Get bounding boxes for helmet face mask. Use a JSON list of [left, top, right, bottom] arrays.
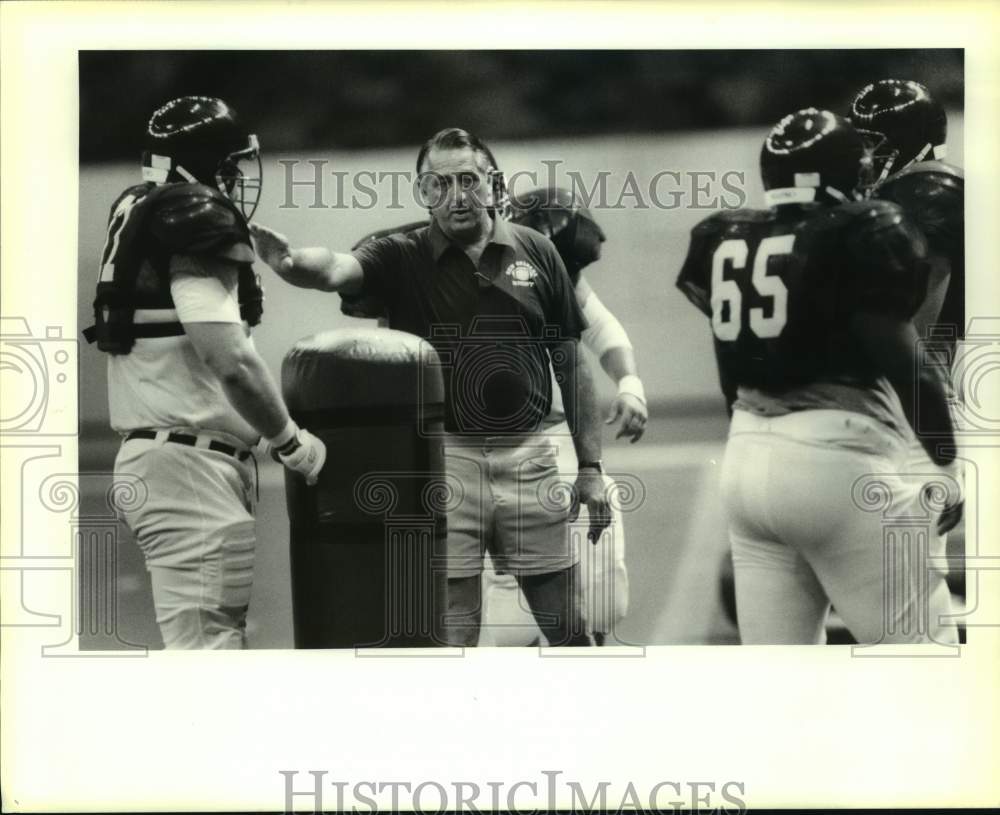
[[848, 79, 947, 186], [215, 134, 262, 220], [854, 127, 896, 193]]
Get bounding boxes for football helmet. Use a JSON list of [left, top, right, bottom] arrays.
[[509, 186, 606, 282], [760, 108, 869, 207], [849, 79, 947, 187], [141, 96, 262, 220]]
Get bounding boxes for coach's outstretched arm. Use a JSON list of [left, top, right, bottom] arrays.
[[251, 223, 364, 294]]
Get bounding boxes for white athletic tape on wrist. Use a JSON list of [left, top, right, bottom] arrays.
[[266, 419, 298, 451], [617, 374, 646, 405], [581, 292, 632, 358]]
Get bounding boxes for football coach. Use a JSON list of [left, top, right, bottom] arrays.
[[251, 127, 610, 646]]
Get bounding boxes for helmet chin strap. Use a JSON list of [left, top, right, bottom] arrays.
[[174, 164, 198, 183], [823, 186, 850, 203], [882, 142, 944, 181], [874, 153, 896, 187]]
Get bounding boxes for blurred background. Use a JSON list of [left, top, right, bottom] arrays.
[[77, 50, 964, 649]]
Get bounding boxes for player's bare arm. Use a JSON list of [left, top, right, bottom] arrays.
[[183, 321, 290, 436], [850, 310, 957, 467], [552, 338, 612, 542], [576, 276, 648, 442], [851, 309, 961, 533], [176, 253, 327, 484], [250, 222, 363, 294]]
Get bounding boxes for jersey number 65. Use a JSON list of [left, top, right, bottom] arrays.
[[710, 235, 793, 342]]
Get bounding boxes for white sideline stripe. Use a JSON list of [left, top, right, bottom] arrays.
[[255, 441, 725, 489]]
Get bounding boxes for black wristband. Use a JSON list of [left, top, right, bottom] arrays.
[[276, 435, 301, 456], [579, 460, 604, 473]]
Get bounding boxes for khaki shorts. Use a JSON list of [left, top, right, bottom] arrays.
[[480, 421, 629, 642], [443, 431, 577, 577]]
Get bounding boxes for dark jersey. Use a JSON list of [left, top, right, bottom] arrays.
[[353, 218, 585, 434], [87, 181, 260, 353], [340, 220, 426, 319], [341, 195, 603, 317], [676, 200, 928, 427], [876, 160, 964, 341]]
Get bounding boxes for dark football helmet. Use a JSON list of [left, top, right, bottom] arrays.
[[509, 186, 606, 282], [141, 96, 262, 220], [760, 108, 869, 207], [849, 79, 948, 187]]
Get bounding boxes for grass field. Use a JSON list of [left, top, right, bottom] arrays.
[[76, 121, 964, 649]]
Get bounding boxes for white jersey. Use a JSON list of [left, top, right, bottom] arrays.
[[98, 180, 262, 448], [109, 277, 259, 448]]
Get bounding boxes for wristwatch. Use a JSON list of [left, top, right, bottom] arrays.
[[578, 460, 604, 473]]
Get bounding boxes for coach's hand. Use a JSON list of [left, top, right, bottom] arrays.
[[606, 392, 647, 443], [277, 428, 327, 486], [250, 222, 294, 276], [570, 469, 612, 544]]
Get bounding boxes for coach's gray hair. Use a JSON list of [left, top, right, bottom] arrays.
[[416, 127, 498, 173]]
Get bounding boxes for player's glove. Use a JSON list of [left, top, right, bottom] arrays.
[[265, 420, 327, 485]]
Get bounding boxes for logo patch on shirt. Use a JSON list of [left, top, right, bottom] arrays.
[[504, 260, 539, 287]]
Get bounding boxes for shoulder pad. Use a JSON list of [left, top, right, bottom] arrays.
[[108, 183, 154, 219], [838, 200, 927, 256], [839, 201, 928, 320], [875, 166, 963, 257], [147, 182, 251, 257], [690, 207, 771, 236], [842, 200, 925, 258], [838, 199, 907, 226], [351, 220, 427, 251], [892, 160, 964, 184], [878, 163, 963, 202]]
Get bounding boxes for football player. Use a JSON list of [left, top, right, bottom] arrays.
[[676, 108, 960, 644], [849, 79, 963, 344], [850, 79, 966, 540], [85, 96, 326, 648], [341, 186, 646, 646]]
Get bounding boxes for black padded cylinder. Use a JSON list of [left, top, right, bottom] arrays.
[[282, 328, 448, 648]]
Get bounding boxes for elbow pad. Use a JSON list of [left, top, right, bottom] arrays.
[[581, 292, 632, 357]]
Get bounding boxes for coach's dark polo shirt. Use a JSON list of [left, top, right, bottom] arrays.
[[353, 215, 585, 434]]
